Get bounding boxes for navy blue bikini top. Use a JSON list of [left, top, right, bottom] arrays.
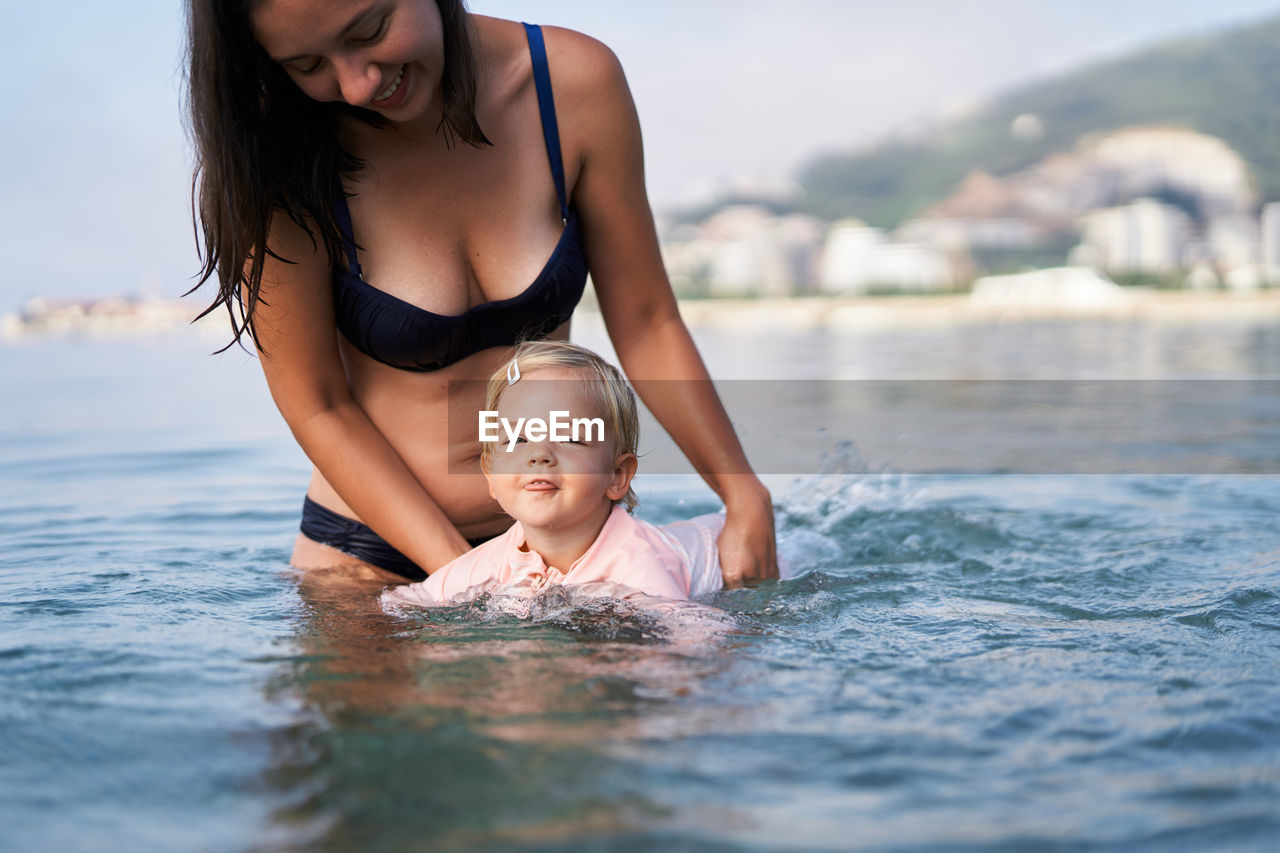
[[331, 23, 588, 372]]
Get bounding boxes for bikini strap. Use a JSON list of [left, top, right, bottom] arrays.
[[521, 23, 570, 223], [333, 193, 364, 279]]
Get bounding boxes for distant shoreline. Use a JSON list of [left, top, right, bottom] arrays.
[[657, 290, 1280, 330], [5, 289, 1280, 341]]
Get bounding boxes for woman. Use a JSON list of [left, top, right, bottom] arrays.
[[186, 0, 776, 585]]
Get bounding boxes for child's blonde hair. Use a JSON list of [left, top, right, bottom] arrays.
[[484, 341, 640, 512]]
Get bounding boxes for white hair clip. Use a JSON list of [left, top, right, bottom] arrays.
[[506, 359, 521, 385]]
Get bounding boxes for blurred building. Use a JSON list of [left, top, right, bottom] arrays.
[[3, 296, 221, 338], [1262, 202, 1280, 284], [900, 170, 1046, 254], [1071, 199, 1191, 275], [905, 126, 1257, 279], [1085, 127, 1254, 219], [819, 220, 953, 294], [662, 126, 1271, 296], [661, 205, 822, 297], [970, 266, 1132, 310]]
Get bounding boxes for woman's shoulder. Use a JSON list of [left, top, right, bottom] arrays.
[[540, 24, 630, 111], [538, 24, 624, 73], [473, 16, 639, 198], [475, 16, 628, 104]]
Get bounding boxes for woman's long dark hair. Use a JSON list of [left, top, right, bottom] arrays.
[[184, 0, 490, 350]]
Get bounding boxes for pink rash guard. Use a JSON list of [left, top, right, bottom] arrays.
[[382, 505, 725, 607]]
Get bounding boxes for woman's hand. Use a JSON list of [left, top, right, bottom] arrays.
[[252, 211, 472, 573], [547, 27, 781, 586], [718, 480, 779, 587]]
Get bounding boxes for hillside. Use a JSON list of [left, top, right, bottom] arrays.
[[797, 14, 1280, 228]]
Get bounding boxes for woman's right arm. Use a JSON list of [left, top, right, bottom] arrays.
[[251, 213, 471, 572]]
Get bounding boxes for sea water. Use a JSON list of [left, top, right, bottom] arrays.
[[2, 318, 1279, 851]]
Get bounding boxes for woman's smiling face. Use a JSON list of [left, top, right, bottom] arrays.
[[250, 0, 445, 118], [483, 368, 636, 536]]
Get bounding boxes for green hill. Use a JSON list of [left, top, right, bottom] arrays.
[[797, 14, 1280, 228]]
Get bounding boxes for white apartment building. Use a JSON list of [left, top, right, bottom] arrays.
[[661, 206, 823, 297], [818, 219, 953, 294], [1261, 202, 1280, 283], [1073, 198, 1191, 274]]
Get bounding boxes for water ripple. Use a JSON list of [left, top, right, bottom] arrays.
[[4, 437, 1280, 850]]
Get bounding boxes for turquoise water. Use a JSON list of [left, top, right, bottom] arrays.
[[3, 321, 1280, 851]]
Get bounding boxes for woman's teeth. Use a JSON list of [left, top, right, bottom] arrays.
[[374, 68, 404, 102]]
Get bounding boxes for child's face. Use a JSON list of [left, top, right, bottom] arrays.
[[483, 367, 636, 535]]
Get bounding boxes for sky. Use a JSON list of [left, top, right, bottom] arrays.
[[2, 0, 1279, 309]]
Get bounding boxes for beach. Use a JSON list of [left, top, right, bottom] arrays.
[[7, 288, 1280, 342], [669, 289, 1280, 331]]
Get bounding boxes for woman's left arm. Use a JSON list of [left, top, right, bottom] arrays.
[[549, 29, 778, 586]]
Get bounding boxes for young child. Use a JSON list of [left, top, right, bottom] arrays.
[[382, 341, 725, 609]]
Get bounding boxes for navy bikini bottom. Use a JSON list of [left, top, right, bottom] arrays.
[[299, 496, 497, 581]]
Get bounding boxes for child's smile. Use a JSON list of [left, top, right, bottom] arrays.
[[483, 367, 636, 562]]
